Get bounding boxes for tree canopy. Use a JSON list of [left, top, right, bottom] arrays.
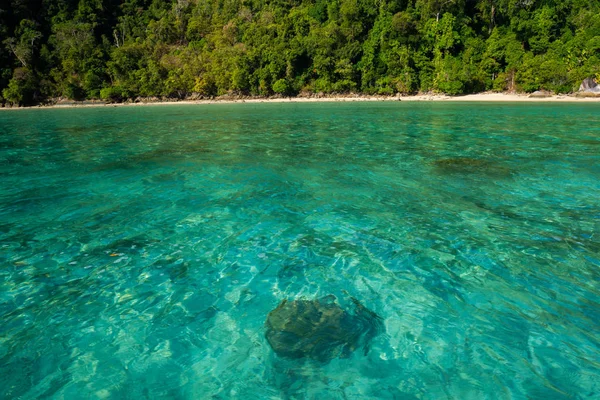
[[1, 0, 599, 105]]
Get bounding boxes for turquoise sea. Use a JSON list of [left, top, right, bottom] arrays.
[[1, 102, 599, 399]]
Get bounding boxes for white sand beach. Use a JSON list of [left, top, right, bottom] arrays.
[[121, 92, 600, 105], [2, 92, 600, 110]]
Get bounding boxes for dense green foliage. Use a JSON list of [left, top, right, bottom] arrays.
[[1, 0, 599, 104]]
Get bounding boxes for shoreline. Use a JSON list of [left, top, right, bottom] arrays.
[[2, 92, 600, 110]]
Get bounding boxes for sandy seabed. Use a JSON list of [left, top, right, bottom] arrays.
[[3, 92, 600, 110]]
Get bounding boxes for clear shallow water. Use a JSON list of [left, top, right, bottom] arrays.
[[1, 102, 599, 399]]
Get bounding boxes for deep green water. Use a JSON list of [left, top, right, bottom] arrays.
[[1, 102, 599, 399]]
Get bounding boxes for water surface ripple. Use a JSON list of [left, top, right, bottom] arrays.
[[1, 103, 599, 399]]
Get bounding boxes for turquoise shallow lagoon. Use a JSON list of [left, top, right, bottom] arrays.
[[1, 103, 599, 399]]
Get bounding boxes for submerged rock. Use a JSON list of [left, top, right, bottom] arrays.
[[434, 157, 510, 177], [435, 157, 488, 169], [265, 295, 383, 362]]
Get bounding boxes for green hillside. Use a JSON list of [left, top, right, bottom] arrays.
[[1, 0, 599, 105]]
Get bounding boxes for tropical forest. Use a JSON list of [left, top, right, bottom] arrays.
[[1, 0, 600, 105]]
